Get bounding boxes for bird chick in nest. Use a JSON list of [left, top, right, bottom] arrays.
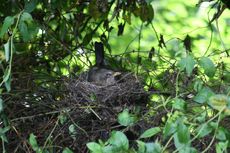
[[87, 42, 121, 86], [87, 67, 121, 86]]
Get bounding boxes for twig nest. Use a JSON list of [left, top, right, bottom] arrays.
[[64, 72, 148, 106]]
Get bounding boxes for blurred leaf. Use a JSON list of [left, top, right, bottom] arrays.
[[4, 75, 11, 92], [176, 122, 190, 145], [29, 133, 39, 151], [183, 35, 192, 52], [199, 57, 216, 77], [3, 40, 10, 62], [0, 16, 14, 38], [172, 98, 187, 111], [145, 142, 162, 153], [216, 127, 227, 140], [193, 87, 214, 104], [178, 55, 196, 76], [136, 140, 146, 153], [163, 120, 176, 139], [196, 123, 213, 138], [24, 0, 38, 13], [117, 23, 125, 36], [0, 98, 3, 113], [21, 12, 33, 22], [139, 127, 161, 139], [118, 109, 137, 126], [86, 142, 103, 153], [0, 126, 10, 142], [83, 33, 93, 46], [216, 141, 228, 153], [109, 131, 129, 150], [139, 4, 154, 23], [208, 94, 230, 115]]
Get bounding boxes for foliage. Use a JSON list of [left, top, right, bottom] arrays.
[[0, 0, 229, 152]]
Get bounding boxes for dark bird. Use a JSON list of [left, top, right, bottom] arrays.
[[87, 42, 121, 85]]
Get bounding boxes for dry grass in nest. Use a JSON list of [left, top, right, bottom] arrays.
[[64, 72, 149, 107]]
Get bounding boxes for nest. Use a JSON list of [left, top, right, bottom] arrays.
[[65, 72, 148, 106], [5, 71, 153, 153]]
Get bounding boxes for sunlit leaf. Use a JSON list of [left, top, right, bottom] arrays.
[[178, 55, 196, 76], [118, 109, 137, 126], [86, 142, 102, 153], [29, 133, 39, 151], [139, 127, 161, 139], [208, 94, 230, 115], [193, 87, 214, 104], [199, 57, 216, 77], [172, 98, 186, 111], [109, 131, 129, 150]]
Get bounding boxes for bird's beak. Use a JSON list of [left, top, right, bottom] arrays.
[[112, 72, 121, 77]]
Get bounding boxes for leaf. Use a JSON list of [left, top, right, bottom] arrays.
[[19, 22, 29, 41], [86, 142, 103, 153], [172, 98, 186, 111], [0, 16, 15, 38], [139, 127, 161, 139], [136, 140, 146, 153], [29, 133, 39, 151], [109, 131, 129, 150], [24, 0, 38, 13], [145, 142, 162, 153], [193, 87, 214, 104], [208, 94, 230, 115], [62, 147, 74, 153], [196, 123, 213, 138], [3, 40, 10, 62], [20, 12, 33, 22], [178, 55, 196, 76], [216, 127, 227, 141], [163, 120, 176, 139], [117, 109, 137, 126], [176, 122, 190, 145], [199, 57, 216, 77], [0, 98, 3, 113]]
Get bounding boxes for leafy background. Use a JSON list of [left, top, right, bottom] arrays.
[[0, 0, 229, 152]]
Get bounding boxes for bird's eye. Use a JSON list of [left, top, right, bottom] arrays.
[[106, 72, 112, 77]]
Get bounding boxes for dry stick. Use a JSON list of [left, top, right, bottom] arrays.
[[66, 112, 89, 137], [43, 118, 59, 150]]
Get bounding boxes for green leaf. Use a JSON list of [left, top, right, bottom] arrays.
[[208, 94, 230, 115], [139, 127, 161, 139], [196, 123, 213, 138], [136, 140, 146, 153], [29, 133, 39, 151], [163, 120, 176, 139], [193, 87, 214, 104], [24, 0, 38, 13], [117, 109, 137, 126], [216, 141, 228, 153], [19, 22, 29, 41], [0, 16, 15, 38], [20, 12, 33, 22], [176, 122, 190, 144], [178, 55, 196, 76], [172, 98, 186, 111], [0, 126, 10, 142], [86, 142, 103, 153], [145, 142, 162, 153], [109, 131, 129, 150], [3, 40, 10, 62], [0, 98, 3, 113], [216, 127, 227, 140], [199, 57, 216, 77], [62, 147, 74, 153]]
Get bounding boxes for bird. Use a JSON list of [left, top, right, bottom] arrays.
[[87, 42, 121, 85]]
